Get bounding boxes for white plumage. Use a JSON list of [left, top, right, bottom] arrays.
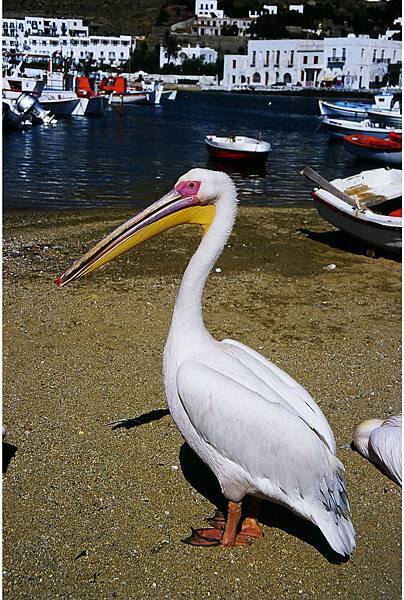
[[353, 415, 402, 485], [59, 168, 355, 555], [161, 169, 355, 555]]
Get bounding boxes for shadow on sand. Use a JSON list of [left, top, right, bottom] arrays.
[[3, 442, 17, 473], [298, 227, 401, 261]]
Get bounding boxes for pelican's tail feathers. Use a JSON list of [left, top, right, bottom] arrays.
[[311, 459, 356, 556]]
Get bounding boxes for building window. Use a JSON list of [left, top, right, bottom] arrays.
[[303, 55, 308, 64], [232, 75, 235, 83], [373, 49, 377, 62], [313, 55, 318, 64], [342, 48, 346, 60]]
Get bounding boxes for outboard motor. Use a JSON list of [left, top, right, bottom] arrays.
[[16, 93, 56, 125]]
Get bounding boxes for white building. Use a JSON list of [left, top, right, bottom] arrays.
[[249, 5, 278, 18], [195, 1, 224, 18], [289, 5, 304, 13], [222, 35, 401, 90], [160, 43, 218, 68], [2, 17, 133, 68], [193, 0, 252, 37]]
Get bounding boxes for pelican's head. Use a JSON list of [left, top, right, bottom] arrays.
[[353, 418, 384, 458], [57, 168, 235, 287]]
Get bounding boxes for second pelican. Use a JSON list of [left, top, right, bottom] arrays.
[[58, 169, 355, 556]]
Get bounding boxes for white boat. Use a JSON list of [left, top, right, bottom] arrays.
[[38, 92, 80, 116], [318, 92, 401, 124], [367, 93, 402, 128], [99, 75, 176, 106], [205, 135, 271, 162], [321, 116, 400, 139], [302, 166, 402, 255], [318, 99, 371, 119]]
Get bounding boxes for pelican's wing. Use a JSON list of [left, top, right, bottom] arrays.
[[220, 338, 336, 453], [369, 416, 402, 485], [176, 358, 355, 556]]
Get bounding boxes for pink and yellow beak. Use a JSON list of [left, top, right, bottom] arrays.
[[56, 185, 215, 287]]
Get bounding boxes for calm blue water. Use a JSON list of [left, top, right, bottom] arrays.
[[3, 91, 362, 212]]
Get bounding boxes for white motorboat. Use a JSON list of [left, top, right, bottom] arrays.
[[205, 135, 271, 162], [302, 166, 402, 255], [38, 92, 80, 116], [321, 116, 400, 139], [367, 93, 402, 128]]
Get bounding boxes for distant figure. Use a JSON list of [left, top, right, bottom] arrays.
[[353, 415, 402, 485]]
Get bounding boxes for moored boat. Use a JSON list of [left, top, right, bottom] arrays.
[[205, 135, 271, 162], [321, 116, 400, 139], [38, 92, 80, 116], [99, 75, 175, 105], [302, 166, 402, 255], [318, 99, 371, 119], [342, 132, 402, 167]]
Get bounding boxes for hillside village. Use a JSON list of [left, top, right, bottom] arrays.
[[2, 0, 402, 90]]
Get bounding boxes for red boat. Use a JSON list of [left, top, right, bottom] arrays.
[[342, 131, 402, 166], [205, 135, 271, 163]]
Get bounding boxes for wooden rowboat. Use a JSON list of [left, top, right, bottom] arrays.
[[302, 166, 402, 255]]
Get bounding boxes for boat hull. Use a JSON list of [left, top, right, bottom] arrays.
[[342, 142, 402, 166], [108, 92, 150, 104], [367, 109, 402, 128], [39, 96, 80, 116], [312, 192, 402, 254], [206, 145, 269, 162], [319, 99, 370, 119], [322, 117, 399, 139], [205, 135, 271, 163], [72, 96, 106, 115]]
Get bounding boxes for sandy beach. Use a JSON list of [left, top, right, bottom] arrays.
[[3, 205, 401, 599]]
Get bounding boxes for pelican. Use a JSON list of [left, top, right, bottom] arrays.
[[57, 168, 355, 555], [353, 415, 402, 485]]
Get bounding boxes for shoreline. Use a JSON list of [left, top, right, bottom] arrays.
[[3, 205, 401, 599]]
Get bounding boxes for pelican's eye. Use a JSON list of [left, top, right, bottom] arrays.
[[175, 180, 201, 197]]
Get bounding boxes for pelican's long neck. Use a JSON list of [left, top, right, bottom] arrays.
[[169, 182, 237, 343]]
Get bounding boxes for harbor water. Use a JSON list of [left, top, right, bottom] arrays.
[[3, 91, 368, 212]]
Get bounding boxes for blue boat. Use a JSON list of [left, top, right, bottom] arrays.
[[319, 99, 371, 119]]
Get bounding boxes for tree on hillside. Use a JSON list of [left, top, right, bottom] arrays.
[[162, 29, 180, 65]]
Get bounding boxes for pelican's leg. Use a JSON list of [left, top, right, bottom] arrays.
[[240, 496, 263, 539], [220, 501, 244, 546], [184, 501, 253, 547]]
